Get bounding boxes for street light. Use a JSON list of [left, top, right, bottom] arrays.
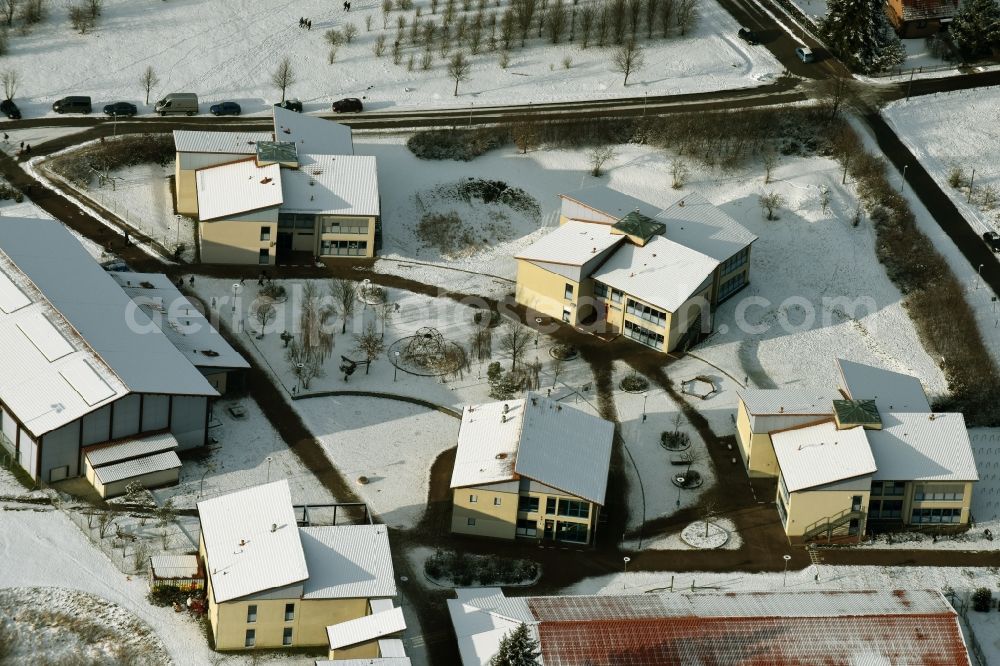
[[231, 283, 241, 313], [642, 393, 648, 422], [623, 556, 631, 588], [393, 351, 401, 381], [976, 263, 984, 290], [900, 164, 908, 193], [782, 554, 792, 587], [265, 455, 273, 483], [295, 363, 304, 393]]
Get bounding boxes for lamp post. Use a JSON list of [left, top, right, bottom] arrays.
[[394, 351, 401, 381], [642, 393, 648, 422], [265, 455, 273, 483], [231, 283, 241, 313], [295, 363, 304, 393], [782, 554, 792, 587], [976, 263, 984, 290], [623, 556, 630, 588], [643, 91, 647, 116], [900, 164, 908, 193]]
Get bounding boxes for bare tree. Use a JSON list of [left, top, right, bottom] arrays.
[[512, 120, 538, 154], [675, 0, 697, 35], [758, 191, 785, 220], [547, 0, 567, 42], [470, 327, 493, 361], [376, 300, 395, 339], [139, 66, 159, 106], [610, 0, 627, 43], [373, 34, 387, 56], [513, 0, 537, 45], [549, 355, 564, 386], [382, 0, 393, 27], [329, 279, 356, 335], [97, 508, 117, 539], [500, 8, 516, 48], [271, 56, 296, 103], [596, 1, 610, 46], [644, 0, 659, 37], [670, 158, 689, 188], [68, 5, 95, 33], [701, 500, 719, 537], [818, 73, 856, 120], [588, 145, 616, 176], [0, 69, 17, 101], [499, 321, 532, 370], [579, 5, 595, 47], [299, 281, 335, 359], [353, 322, 386, 374], [659, 0, 674, 36], [1, 0, 16, 26], [343, 22, 358, 43], [762, 146, 778, 184], [87, 0, 101, 18], [448, 51, 472, 96], [252, 296, 277, 338], [626, 0, 641, 38], [612, 39, 644, 86], [287, 340, 325, 390]]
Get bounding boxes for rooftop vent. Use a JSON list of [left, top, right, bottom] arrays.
[[495, 452, 508, 460], [260, 177, 273, 185], [501, 414, 507, 424], [239, 539, 246, 546], [271, 523, 277, 533], [678, 200, 685, 207], [281, 127, 291, 135], [503, 403, 509, 414]]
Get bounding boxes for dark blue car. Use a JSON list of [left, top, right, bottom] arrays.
[[103, 102, 137, 117], [210, 101, 241, 116]]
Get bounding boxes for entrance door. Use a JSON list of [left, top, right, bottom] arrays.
[[543, 520, 554, 540], [848, 518, 860, 536], [277, 232, 293, 254]]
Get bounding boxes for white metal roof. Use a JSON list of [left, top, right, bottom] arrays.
[[280, 154, 380, 217], [450, 395, 615, 505], [196, 159, 283, 221], [448, 588, 528, 666], [837, 358, 931, 414], [591, 235, 719, 313], [514, 221, 623, 266], [272, 106, 354, 155], [92, 449, 181, 485], [85, 430, 179, 467], [150, 555, 200, 579], [316, 660, 410, 666], [772, 421, 876, 492], [655, 192, 757, 263], [868, 412, 979, 482], [739, 388, 842, 416], [326, 607, 406, 649], [110, 272, 249, 370], [560, 186, 661, 222], [300, 524, 397, 600], [378, 638, 408, 658], [197, 480, 309, 603], [172, 130, 272, 155]]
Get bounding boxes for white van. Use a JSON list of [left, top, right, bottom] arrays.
[[155, 92, 199, 116]]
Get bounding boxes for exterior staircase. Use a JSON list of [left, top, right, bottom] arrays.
[[802, 508, 866, 543]]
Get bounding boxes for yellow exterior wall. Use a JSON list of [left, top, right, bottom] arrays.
[[318, 215, 377, 259], [735, 401, 780, 478], [666, 283, 713, 351], [331, 640, 382, 660], [904, 480, 974, 526], [200, 219, 277, 265], [778, 476, 869, 541], [515, 260, 580, 324], [175, 164, 198, 217], [451, 487, 519, 539], [712, 245, 752, 303], [516, 490, 595, 543]]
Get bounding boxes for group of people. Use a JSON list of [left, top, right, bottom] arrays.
[[343, 1, 352, 10], [298, 17, 313, 29]]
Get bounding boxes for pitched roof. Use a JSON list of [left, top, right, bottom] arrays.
[[84, 430, 179, 467], [739, 388, 842, 416], [172, 130, 272, 154], [450, 396, 615, 505], [868, 412, 979, 482], [300, 525, 397, 599], [612, 211, 665, 243], [655, 192, 758, 262], [272, 106, 354, 155], [838, 358, 931, 414], [560, 186, 660, 221], [92, 450, 181, 485], [150, 555, 201, 580], [195, 159, 283, 221], [514, 221, 623, 266], [449, 589, 971, 666], [591, 235, 719, 313], [326, 607, 405, 649], [772, 421, 877, 492], [280, 154, 380, 217], [197, 480, 308, 603]]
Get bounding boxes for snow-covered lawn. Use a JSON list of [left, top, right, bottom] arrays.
[[0, 0, 778, 118]]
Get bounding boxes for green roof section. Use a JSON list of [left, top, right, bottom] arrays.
[[833, 399, 882, 428], [256, 140, 298, 165], [613, 211, 665, 243]]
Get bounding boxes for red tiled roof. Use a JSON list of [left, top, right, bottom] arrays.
[[536, 615, 970, 665]]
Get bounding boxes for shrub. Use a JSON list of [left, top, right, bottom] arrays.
[[620, 371, 649, 392], [147, 585, 188, 607], [661, 431, 691, 450], [260, 283, 287, 300], [973, 587, 992, 612], [406, 127, 510, 161], [47, 134, 174, 187], [947, 165, 966, 188]]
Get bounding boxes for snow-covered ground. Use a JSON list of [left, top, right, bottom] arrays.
[[0, 0, 778, 119]]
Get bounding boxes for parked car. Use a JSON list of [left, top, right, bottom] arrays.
[[274, 98, 303, 113], [795, 46, 815, 63], [154, 92, 198, 116], [738, 27, 759, 45], [103, 102, 137, 117], [210, 101, 241, 116], [332, 97, 363, 113], [100, 259, 131, 272], [0, 99, 21, 119], [52, 96, 92, 114], [984, 231, 1000, 252]]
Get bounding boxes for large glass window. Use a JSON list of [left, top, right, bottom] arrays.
[[515, 519, 537, 537], [545, 497, 557, 515], [320, 240, 368, 256], [911, 508, 962, 524], [871, 500, 903, 519], [718, 272, 747, 301], [913, 484, 964, 502], [282, 627, 293, 646], [323, 221, 369, 235], [593, 282, 608, 299], [626, 299, 667, 328], [555, 521, 588, 543], [518, 496, 539, 513], [624, 320, 665, 349], [557, 499, 589, 519], [257, 249, 269, 265], [871, 481, 906, 497], [720, 247, 750, 274], [611, 289, 622, 304]]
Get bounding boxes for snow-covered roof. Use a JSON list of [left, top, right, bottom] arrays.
[[150, 555, 200, 579], [837, 358, 931, 414], [92, 450, 181, 485], [197, 480, 309, 603], [448, 588, 529, 666], [109, 272, 249, 370], [591, 235, 719, 313], [280, 154, 380, 217], [316, 660, 410, 666], [300, 525, 397, 600], [0, 218, 215, 437], [326, 607, 405, 649], [172, 130, 272, 155], [656, 192, 757, 262], [195, 159, 283, 221], [739, 388, 841, 416], [514, 221, 623, 266], [84, 430, 179, 467], [868, 412, 979, 482], [450, 395, 615, 505], [272, 106, 354, 155], [772, 421, 876, 492], [560, 186, 660, 221]]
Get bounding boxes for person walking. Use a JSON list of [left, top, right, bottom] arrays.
[[307, 19, 312, 29]]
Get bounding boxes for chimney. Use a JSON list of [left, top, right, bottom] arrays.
[[270, 523, 277, 533]]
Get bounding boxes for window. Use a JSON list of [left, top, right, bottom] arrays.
[[518, 496, 540, 513], [284, 603, 295, 622], [467, 517, 477, 526], [626, 299, 667, 328], [282, 627, 293, 646], [545, 497, 557, 515], [717, 272, 747, 301], [323, 222, 368, 235], [258, 249, 269, 265], [871, 481, 905, 497], [320, 240, 368, 256], [245, 629, 256, 648], [611, 289, 623, 304], [911, 508, 962, 524], [493, 497, 502, 506], [278, 214, 295, 229], [562, 307, 572, 323], [913, 484, 964, 502], [776, 492, 788, 526], [871, 500, 903, 519], [720, 247, 750, 275], [260, 226, 271, 242], [295, 217, 316, 231], [246, 605, 257, 623], [564, 283, 574, 300], [593, 282, 608, 299], [469, 494, 478, 503], [515, 519, 538, 537], [557, 499, 590, 519], [624, 320, 665, 349], [555, 521, 588, 543]]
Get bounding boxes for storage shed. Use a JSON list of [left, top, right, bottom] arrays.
[[84, 431, 182, 498]]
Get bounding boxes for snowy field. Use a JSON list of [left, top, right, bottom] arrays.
[[0, 0, 778, 119]]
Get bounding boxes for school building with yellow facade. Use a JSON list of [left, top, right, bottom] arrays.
[[515, 186, 756, 353], [450, 394, 614, 546], [735, 359, 978, 544]]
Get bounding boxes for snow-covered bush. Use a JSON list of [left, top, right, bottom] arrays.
[[406, 127, 509, 161]]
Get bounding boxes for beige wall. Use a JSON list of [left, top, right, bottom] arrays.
[[317, 215, 377, 259], [903, 480, 974, 526], [515, 260, 580, 324], [200, 217, 277, 265], [735, 401, 779, 478], [666, 282, 713, 351], [94, 467, 179, 499], [330, 640, 382, 660], [778, 475, 869, 542], [451, 487, 519, 539], [176, 163, 198, 217], [516, 489, 595, 543]]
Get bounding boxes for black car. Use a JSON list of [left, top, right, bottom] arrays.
[[103, 102, 137, 117], [332, 97, 363, 113], [984, 231, 1000, 252], [274, 98, 303, 113], [738, 27, 760, 45], [210, 101, 241, 116], [53, 96, 92, 114], [0, 99, 21, 119]]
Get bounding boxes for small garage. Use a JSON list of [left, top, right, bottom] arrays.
[[84, 431, 182, 499], [149, 555, 204, 591]]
